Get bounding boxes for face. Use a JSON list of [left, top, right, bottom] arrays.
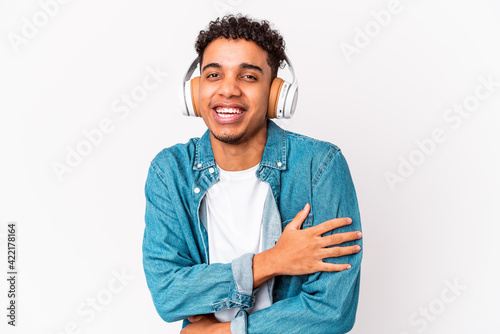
[[198, 37, 273, 145]]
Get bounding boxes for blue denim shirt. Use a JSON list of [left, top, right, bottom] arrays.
[[143, 120, 362, 334]]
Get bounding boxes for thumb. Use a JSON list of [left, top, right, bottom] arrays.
[[188, 315, 203, 323], [286, 203, 310, 230]]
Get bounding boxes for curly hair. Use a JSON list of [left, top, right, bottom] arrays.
[[195, 14, 286, 79]]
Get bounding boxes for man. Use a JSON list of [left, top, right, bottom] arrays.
[[143, 15, 363, 334]]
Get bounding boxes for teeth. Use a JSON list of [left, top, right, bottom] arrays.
[[219, 113, 237, 118], [215, 107, 243, 115]]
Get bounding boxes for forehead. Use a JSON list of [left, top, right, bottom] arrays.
[[202, 37, 270, 72]]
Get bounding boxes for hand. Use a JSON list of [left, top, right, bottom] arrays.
[[253, 203, 362, 287], [180, 314, 230, 334]]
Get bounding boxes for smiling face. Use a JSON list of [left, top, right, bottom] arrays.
[[198, 37, 272, 146]]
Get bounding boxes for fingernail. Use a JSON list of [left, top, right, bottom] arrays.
[[347, 218, 352, 223], [303, 203, 309, 210], [346, 264, 351, 269], [357, 232, 362, 238]]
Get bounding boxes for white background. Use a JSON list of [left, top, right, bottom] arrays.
[[1, 0, 499, 333]]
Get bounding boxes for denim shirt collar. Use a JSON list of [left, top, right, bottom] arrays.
[[192, 119, 287, 171]]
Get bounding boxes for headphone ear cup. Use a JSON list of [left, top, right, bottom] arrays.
[[268, 78, 284, 118], [190, 76, 201, 117]]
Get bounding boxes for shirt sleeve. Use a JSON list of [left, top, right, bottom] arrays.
[[231, 149, 363, 334], [142, 162, 256, 323]]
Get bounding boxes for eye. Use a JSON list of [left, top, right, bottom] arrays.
[[206, 73, 220, 78], [242, 75, 257, 80]]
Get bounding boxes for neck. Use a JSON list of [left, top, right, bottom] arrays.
[[210, 127, 267, 171]]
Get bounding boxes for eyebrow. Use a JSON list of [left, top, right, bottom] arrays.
[[201, 62, 263, 74], [240, 63, 263, 74], [201, 62, 221, 73]]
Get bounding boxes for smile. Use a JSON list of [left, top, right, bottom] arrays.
[[215, 107, 245, 117]]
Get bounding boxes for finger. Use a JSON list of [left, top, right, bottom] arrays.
[[319, 245, 361, 258], [310, 217, 353, 235], [285, 203, 310, 230], [316, 262, 353, 272], [319, 231, 362, 247]]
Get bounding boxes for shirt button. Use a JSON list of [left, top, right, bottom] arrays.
[[277, 162, 282, 167], [197, 163, 202, 168], [209, 167, 215, 174], [194, 187, 200, 194]]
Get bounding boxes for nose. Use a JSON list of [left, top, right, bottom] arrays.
[[218, 75, 241, 98]]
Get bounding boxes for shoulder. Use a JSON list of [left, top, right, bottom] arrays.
[[149, 137, 199, 177], [279, 126, 353, 191], [283, 127, 342, 167], [285, 128, 340, 152]]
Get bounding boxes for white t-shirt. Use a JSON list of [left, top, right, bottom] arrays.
[[205, 163, 272, 322]]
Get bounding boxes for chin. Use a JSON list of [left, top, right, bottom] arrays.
[[211, 130, 245, 144]]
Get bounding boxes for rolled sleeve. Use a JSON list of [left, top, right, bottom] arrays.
[[211, 253, 255, 312], [231, 253, 255, 301]]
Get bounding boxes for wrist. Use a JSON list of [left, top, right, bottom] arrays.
[[253, 248, 279, 288]]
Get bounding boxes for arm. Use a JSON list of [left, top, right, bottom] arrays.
[[234, 149, 363, 334], [143, 162, 256, 323], [253, 204, 360, 288]]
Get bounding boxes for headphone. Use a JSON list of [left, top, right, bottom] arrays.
[[180, 56, 298, 119]]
